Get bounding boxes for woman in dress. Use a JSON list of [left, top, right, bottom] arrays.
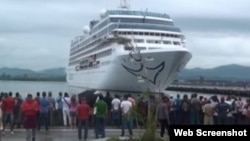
[[69, 95, 78, 128]]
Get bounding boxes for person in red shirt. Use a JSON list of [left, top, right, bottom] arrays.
[[21, 94, 39, 141], [2, 92, 15, 134], [76, 97, 90, 141]]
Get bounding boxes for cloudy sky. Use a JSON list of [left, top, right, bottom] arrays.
[[0, 0, 249, 71]]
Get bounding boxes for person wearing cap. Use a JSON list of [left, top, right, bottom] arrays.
[[21, 94, 39, 141], [77, 97, 90, 141]]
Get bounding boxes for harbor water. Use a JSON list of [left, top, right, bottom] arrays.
[[0, 80, 247, 100], [0, 80, 69, 97]]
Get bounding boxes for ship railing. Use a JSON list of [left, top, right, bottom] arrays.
[[107, 10, 170, 19]]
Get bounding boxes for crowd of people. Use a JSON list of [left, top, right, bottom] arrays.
[[167, 93, 250, 125], [0, 91, 137, 141], [0, 91, 250, 141]]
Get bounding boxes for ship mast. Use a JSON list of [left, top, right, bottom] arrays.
[[119, 0, 130, 9]]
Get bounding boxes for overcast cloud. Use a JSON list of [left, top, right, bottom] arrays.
[[0, 0, 249, 70]]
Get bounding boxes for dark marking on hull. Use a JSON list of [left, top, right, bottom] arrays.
[[122, 61, 165, 85]]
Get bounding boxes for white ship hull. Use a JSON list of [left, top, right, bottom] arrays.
[[67, 47, 191, 94]]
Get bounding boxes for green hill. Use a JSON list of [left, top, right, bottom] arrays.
[[179, 64, 250, 81], [38, 67, 66, 76], [0, 67, 66, 81], [1, 64, 250, 81]]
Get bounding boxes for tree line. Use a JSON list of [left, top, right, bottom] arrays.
[[0, 73, 66, 82]]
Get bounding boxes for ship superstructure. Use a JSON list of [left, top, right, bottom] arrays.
[[67, 0, 192, 94]]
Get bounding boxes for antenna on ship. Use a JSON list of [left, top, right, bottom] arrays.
[[119, 0, 130, 9]]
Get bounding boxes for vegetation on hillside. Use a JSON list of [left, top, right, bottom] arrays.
[[0, 67, 66, 81], [0, 73, 66, 81]]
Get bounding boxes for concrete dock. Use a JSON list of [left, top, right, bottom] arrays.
[[1, 128, 145, 141]]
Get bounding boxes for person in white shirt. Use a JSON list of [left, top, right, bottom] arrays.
[[225, 97, 234, 124], [62, 93, 71, 126], [120, 95, 133, 137], [235, 97, 244, 124], [210, 96, 219, 124], [112, 95, 121, 111], [111, 95, 121, 127]]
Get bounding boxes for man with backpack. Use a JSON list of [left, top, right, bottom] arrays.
[[62, 93, 71, 127]]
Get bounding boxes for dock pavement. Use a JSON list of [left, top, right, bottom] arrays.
[[0, 128, 149, 141]]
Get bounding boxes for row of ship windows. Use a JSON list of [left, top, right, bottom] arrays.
[[148, 40, 181, 45], [70, 41, 112, 61], [69, 49, 112, 66], [125, 41, 181, 51], [117, 23, 180, 32], [77, 28, 110, 49], [130, 39, 181, 45], [73, 39, 102, 56], [116, 31, 181, 38], [71, 24, 117, 52], [74, 60, 112, 72], [127, 46, 179, 51], [91, 19, 109, 34], [110, 18, 173, 26]]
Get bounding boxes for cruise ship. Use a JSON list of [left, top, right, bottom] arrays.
[[67, 0, 192, 94]]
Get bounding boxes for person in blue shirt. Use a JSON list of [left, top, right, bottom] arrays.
[[215, 97, 231, 125], [173, 94, 181, 124], [56, 92, 63, 126], [38, 92, 50, 131]]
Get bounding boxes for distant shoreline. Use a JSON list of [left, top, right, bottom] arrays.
[[0, 78, 66, 82]]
